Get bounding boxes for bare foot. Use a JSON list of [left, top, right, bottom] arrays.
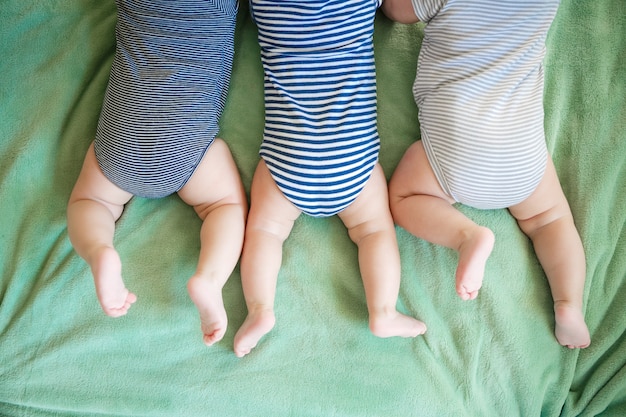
[[369, 311, 427, 338], [554, 301, 590, 349], [187, 275, 228, 346], [233, 308, 275, 358], [91, 246, 136, 317], [455, 226, 495, 300]]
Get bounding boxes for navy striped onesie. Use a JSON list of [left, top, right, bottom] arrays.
[[413, 0, 556, 209], [251, 0, 383, 217], [94, 0, 237, 199]]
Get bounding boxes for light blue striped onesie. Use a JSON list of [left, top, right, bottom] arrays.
[[94, 0, 237, 199], [412, 0, 557, 209], [251, 0, 382, 217]]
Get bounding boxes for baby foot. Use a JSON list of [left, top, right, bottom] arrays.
[[369, 311, 427, 338], [455, 226, 495, 300], [187, 275, 228, 346], [233, 308, 275, 358], [91, 246, 137, 317], [554, 301, 590, 349]]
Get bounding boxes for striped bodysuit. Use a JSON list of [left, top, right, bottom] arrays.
[[412, 0, 558, 209], [251, 0, 382, 217], [94, 0, 237, 199]]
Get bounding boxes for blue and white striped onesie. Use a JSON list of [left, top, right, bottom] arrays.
[[412, 0, 557, 209], [94, 0, 237, 199], [251, 0, 382, 217]]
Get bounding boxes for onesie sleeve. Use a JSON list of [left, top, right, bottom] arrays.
[[411, 0, 446, 23]]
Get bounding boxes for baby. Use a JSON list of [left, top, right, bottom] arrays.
[[233, 0, 427, 357], [382, 0, 590, 348], [67, 0, 247, 347]]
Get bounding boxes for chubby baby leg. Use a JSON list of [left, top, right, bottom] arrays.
[[339, 164, 426, 338], [67, 143, 136, 317], [233, 161, 301, 357], [389, 141, 494, 300], [510, 158, 590, 348], [90, 247, 137, 317], [455, 227, 495, 301], [178, 138, 247, 347]]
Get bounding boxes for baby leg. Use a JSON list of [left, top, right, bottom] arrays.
[[388, 141, 495, 300], [509, 158, 590, 348], [67, 143, 136, 317], [178, 139, 247, 347], [233, 161, 301, 357], [339, 164, 426, 337]]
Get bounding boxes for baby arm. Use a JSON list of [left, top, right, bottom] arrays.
[[381, 0, 420, 23]]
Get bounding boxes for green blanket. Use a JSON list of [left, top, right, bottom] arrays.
[[1, 1, 624, 416]]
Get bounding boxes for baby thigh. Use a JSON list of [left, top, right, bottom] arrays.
[[178, 138, 247, 217], [340, 164, 396, 237], [388, 140, 455, 206], [68, 142, 133, 220], [508, 157, 572, 231]]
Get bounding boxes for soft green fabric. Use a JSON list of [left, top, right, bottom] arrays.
[[1, 1, 624, 416]]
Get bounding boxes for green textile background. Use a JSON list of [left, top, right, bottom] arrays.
[[0, 1, 624, 416]]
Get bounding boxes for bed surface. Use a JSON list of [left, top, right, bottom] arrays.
[[1, 1, 625, 416]]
